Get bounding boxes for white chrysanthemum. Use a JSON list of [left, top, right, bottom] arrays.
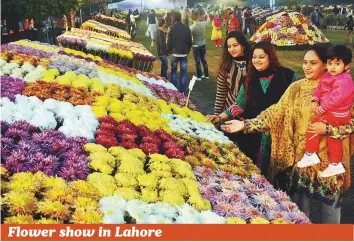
[[1, 95, 97, 138], [98, 71, 154, 98], [43, 98, 59, 112], [164, 114, 230, 143], [175, 214, 201, 224], [102, 209, 126, 224], [126, 199, 149, 219], [0, 59, 7, 67], [199, 211, 226, 224], [36, 65, 47, 73], [56, 102, 74, 120], [24, 72, 42, 83], [140, 214, 173, 224], [11, 67, 25, 75], [2, 63, 20, 74], [175, 204, 201, 224], [0, 99, 15, 123], [0, 97, 12, 107], [15, 95, 34, 110], [74, 105, 92, 116], [21, 63, 36, 72], [99, 195, 127, 212], [148, 202, 177, 219], [10, 73, 23, 79], [136, 73, 178, 91], [134, 213, 151, 224], [27, 96, 43, 109], [30, 108, 57, 130]]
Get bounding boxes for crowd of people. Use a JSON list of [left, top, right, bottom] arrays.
[[148, 6, 258, 92], [137, 4, 354, 95]]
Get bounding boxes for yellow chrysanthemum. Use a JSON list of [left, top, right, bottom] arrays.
[[250, 217, 270, 224], [226, 217, 247, 224], [4, 214, 35, 224], [37, 200, 70, 220], [3, 191, 37, 215]]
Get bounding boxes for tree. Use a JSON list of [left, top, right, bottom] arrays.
[[25, 0, 87, 20], [2, 0, 87, 22], [86, 0, 112, 12]]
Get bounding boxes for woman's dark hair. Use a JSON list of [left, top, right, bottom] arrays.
[[305, 44, 327, 64], [218, 31, 250, 74], [158, 18, 165, 27], [327, 45, 352, 65], [244, 41, 282, 103]]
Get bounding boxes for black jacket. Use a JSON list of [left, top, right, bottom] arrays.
[[156, 28, 168, 57], [167, 22, 192, 55], [236, 67, 295, 167]]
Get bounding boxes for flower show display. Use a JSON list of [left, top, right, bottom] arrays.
[[56, 28, 155, 72], [1, 39, 310, 225], [94, 14, 127, 30], [82, 20, 131, 40], [250, 12, 329, 47], [252, 8, 282, 27]]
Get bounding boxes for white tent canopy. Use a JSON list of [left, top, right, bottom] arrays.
[[109, 0, 187, 11]]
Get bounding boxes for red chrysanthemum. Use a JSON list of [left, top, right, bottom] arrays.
[[139, 143, 159, 154], [95, 135, 119, 148]]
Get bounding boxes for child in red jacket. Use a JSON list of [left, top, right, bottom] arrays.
[[297, 45, 354, 177]]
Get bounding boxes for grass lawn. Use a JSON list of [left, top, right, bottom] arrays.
[[135, 25, 354, 113]]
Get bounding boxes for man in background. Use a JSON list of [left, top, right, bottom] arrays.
[[167, 11, 192, 93], [243, 7, 253, 36], [190, 11, 209, 81], [310, 5, 323, 28]]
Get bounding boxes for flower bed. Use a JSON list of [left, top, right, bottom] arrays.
[[82, 20, 131, 40], [0, 40, 310, 224], [93, 14, 127, 30], [57, 29, 155, 72], [251, 12, 329, 47]]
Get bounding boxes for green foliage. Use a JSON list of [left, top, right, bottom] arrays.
[[2, 0, 88, 20], [321, 14, 348, 26], [86, 0, 112, 11]]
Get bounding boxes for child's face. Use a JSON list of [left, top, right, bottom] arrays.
[[327, 58, 350, 76]]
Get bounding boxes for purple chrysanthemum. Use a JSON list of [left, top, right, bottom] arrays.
[[195, 164, 310, 224], [2, 43, 55, 59], [2, 121, 89, 181], [11, 121, 39, 133], [0, 76, 26, 101], [1, 121, 10, 135]]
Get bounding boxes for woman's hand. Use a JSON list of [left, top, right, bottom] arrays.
[[220, 120, 245, 133], [307, 122, 329, 135], [206, 115, 221, 124]]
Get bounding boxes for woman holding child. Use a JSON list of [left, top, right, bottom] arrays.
[[220, 45, 354, 223]]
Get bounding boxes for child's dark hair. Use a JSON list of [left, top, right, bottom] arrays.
[[327, 45, 352, 65]]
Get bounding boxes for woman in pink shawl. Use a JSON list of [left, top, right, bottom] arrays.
[[211, 14, 223, 47], [228, 12, 240, 33]]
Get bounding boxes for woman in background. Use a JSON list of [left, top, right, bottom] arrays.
[[211, 14, 223, 48]]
